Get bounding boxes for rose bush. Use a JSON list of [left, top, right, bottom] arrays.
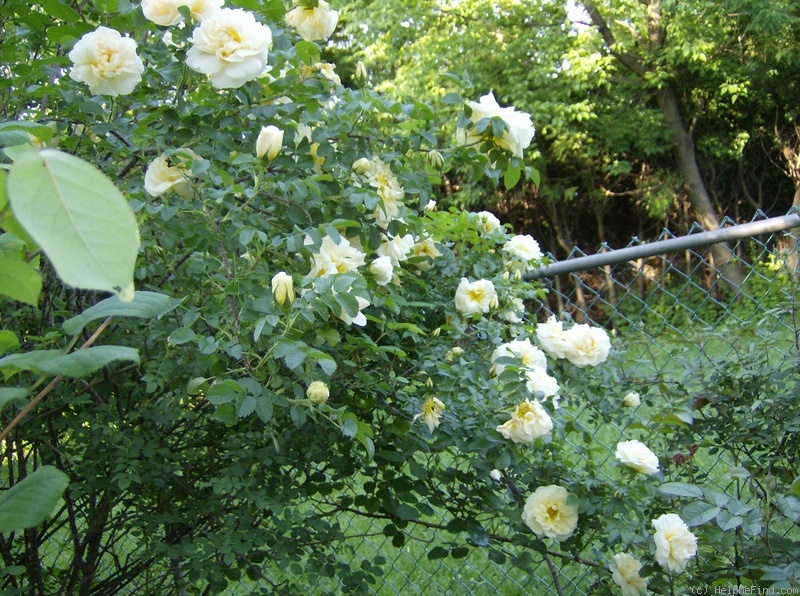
[[4, 0, 792, 593]]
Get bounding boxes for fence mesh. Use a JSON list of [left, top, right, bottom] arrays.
[[247, 210, 799, 594], [4, 211, 799, 593]]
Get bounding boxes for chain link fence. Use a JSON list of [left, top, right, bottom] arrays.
[[241, 210, 799, 593]]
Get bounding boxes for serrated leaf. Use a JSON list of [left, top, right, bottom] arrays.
[[168, 327, 197, 345], [0, 346, 139, 379], [7, 149, 139, 301], [0, 466, 69, 533], [0, 257, 41, 305], [63, 291, 180, 335], [254, 395, 273, 422], [206, 380, 244, 405], [237, 395, 256, 418]]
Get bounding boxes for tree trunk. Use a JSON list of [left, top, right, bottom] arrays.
[[580, 0, 745, 289], [656, 86, 745, 287]]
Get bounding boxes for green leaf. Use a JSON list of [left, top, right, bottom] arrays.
[[0, 346, 139, 379], [0, 331, 20, 357], [658, 482, 704, 499], [0, 257, 41, 305], [206, 380, 244, 405], [42, 0, 81, 22], [237, 395, 256, 417], [681, 501, 720, 526], [427, 546, 448, 560], [0, 387, 29, 413], [7, 149, 140, 301], [63, 291, 181, 335], [0, 121, 54, 145], [167, 327, 198, 345], [295, 41, 321, 65], [0, 466, 69, 533], [504, 164, 521, 190], [715, 510, 744, 531]]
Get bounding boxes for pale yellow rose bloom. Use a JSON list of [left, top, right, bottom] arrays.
[[522, 485, 578, 541], [68, 27, 145, 96], [610, 553, 648, 596], [285, 0, 338, 42], [652, 513, 697, 573]]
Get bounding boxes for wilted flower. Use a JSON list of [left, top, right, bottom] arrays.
[[186, 8, 272, 89], [256, 125, 283, 160], [457, 91, 535, 158], [652, 514, 697, 574], [364, 158, 405, 228], [522, 485, 578, 541], [144, 150, 199, 198], [271, 271, 294, 306], [369, 256, 394, 286], [285, 0, 338, 41], [562, 323, 611, 368], [414, 397, 445, 432], [474, 211, 502, 234], [142, 0, 223, 26], [376, 234, 414, 267], [524, 367, 560, 404], [615, 440, 660, 475], [496, 398, 553, 443], [352, 157, 370, 175], [491, 338, 547, 377], [623, 391, 641, 407], [409, 237, 441, 270], [501, 297, 526, 324], [610, 553, 647, 596], [306, 380, 329, 404], [305, 236, 366, 281], [68, 27, 145, 96], [502, 234, 543, 271], [338, 294, 370, 327], [304, 61, 340, 85]]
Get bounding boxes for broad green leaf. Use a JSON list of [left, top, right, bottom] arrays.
[[63, 291, 181, 335], [0, 331, 20, 356], [681, 501, 720, 526], [504, 164, 521, 190], [0, 257, 41, 305], [0, 121, 54, 146], [7, 149, 139, 301], [658, 482, 704, 499], [168, 327, 197, 345], [715, 510, 744, 531], [0, 387, 29, 413], [0, 346, 139, 379], [206, 380, 244, 405], [0, 466, 69, 533]]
